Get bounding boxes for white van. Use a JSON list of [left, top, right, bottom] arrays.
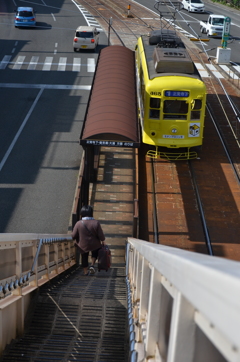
[[73, 26, 100, 51], [182, 0, 205, 12]]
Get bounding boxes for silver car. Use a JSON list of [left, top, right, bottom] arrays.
[[182, 0, 205, 12], [73, 26, 100, 51]]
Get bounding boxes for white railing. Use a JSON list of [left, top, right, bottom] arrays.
[[0, 233, 75, 355], [126, 237, 240, 362]]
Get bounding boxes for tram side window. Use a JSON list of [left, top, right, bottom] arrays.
[[191, 99, 202, 120], [149, 97, 160, 119], [139, 70, 144, 97], [163, 100, 188, 119], [141, 82, 145, 100]]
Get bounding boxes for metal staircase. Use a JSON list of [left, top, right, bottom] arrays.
[[1, 266, 129, 362]]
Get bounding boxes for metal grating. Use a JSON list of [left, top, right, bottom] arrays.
[[0, 266, 129, 362]]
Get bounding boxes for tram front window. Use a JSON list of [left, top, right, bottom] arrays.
[[163, 100, 188, 120], [149, 109, 160, 118], [191, 99, 202, 120], [149, 97, 160, 119]]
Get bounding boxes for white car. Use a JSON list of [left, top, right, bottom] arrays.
[[73, 26, 100, 51], [182, 0, 205, 12]]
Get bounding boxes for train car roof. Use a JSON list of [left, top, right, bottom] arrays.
[[140, 33, 201, 80], [80, 45, 140, 148]]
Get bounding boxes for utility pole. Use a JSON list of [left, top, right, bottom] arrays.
[[221, 17, 231, 49]]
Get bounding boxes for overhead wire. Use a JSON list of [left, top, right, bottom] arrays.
[[154, 0, 211, 59], [154, 0, 240, 146]]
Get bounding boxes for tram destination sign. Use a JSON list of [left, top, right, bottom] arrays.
[[80, 139, 140, 148], [165, 91, 189, 97]]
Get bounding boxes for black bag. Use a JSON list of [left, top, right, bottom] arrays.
[[98, 245, 111, 272]]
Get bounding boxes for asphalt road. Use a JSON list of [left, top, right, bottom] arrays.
[[134, 0, 240, 64], [0, 0, 238, 234], [0, 0, 108, 233]]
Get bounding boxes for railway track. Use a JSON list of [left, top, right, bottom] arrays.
[[75, 0, 240, 261], [150, 155, 214, 255], [75, 0, 165, 48], [144, 69, 240, 258], [139, 86, 240, 260]]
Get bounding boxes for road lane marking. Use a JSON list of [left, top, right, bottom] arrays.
[[28, 56, 39, 70], [71, 0, 101, 29], [0, 83, 91, 90], [73, 58, 81, 72], [0, 81, 91, 172], [87, 58, 95, 72], [0, 56, 97, 72], [43, 57, 53, 71], [0, 88, 44, 172], [206, 64, 224, 79], [58, 57, 67, 71], [194, 63, 210, 78], [0, 55, 11, 69], [1, 56, 240, 81], [13, 56, 25, 70], [233, 65, 240, 73], [220, 65, 239, 79], [54, 43, 58, 55]]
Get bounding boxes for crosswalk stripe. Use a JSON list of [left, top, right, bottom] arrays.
[[58, 57, 67, 71], [0, 55, 11, 69], [28, 56, 39, 70], [43, 57, 53, 71], [5, 57, 239, 80], [87, 58, 95, 72], [13, 56, 25, 70], [73, 58, 81, 72], [233, 65, 240, 75], [194, 63, 210, 78], [0, 56, 96, 72], [219, 65, 239, 79], [205, 64, 224, 79]]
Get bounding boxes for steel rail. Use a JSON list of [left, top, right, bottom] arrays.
[[77, 0, 139, 45], [207, 103, 240, 184], [76, 0, 125, 45], [150, 156, 214, 253], [188, 161, 214, 256], [205, 66, 240, 146], [76, 0, 240, 252], [75, 0, 163, 46], [185, 100, 240, 257]]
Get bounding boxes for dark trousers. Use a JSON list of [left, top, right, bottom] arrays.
[[75, 245, 81, 266], [81, 248, 101, 268]]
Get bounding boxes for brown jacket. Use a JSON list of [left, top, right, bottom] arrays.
[[72, 218, 105, 253]]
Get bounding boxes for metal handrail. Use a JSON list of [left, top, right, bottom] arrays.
[[126, 237, 240, 361], [30, 236, 72, 274]]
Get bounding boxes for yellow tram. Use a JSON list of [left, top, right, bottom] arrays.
[[135, 30, 207, 160]]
